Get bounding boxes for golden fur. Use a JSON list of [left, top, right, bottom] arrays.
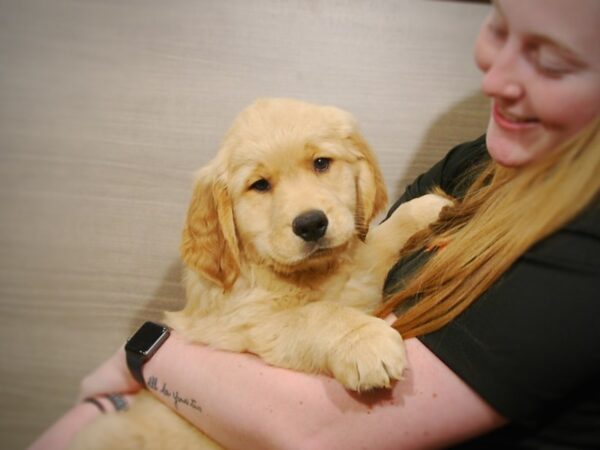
[[70, 98, 450, 450]]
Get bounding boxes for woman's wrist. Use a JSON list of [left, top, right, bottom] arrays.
[[114, 346, 141, 390], [124, 321, 172, 388], [141, 330, 183, 386], [77, 323, 174, 403], [82, 393, 133, 414], [77, 346, 142, 403]]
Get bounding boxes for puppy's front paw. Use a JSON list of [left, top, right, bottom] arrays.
[[328, 318, 406, 391], [406, 193, 453, 224]]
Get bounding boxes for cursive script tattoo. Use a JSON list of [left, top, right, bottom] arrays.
[[147, 375, 203, 412]]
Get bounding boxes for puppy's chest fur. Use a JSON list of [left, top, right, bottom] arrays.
[[165, 237, 382, 352]]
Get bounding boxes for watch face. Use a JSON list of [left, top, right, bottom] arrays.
[[125, 322, 169, 356]]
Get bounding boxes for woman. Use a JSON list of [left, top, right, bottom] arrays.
[[30, 0, 600, 448]]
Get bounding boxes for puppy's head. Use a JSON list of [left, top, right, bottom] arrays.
[[182, 98, 387, 288]]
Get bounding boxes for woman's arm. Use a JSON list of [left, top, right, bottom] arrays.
[[28, 402, 105, 450], [27, 346, 140, 450], [141, 332, 506, 450], [27, 394, 136, 450], [45, 325, 505, 450]]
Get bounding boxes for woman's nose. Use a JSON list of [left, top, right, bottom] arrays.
[[481, 41, 525, 101]]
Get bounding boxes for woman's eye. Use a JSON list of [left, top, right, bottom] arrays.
[[487, 15, 507, 41], [250, 179, 270, 192], [532, 47, 573, 77], [489, 24, 507, 40], [313, 157, 332, 173]]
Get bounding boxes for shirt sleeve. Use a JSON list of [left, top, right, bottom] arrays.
[[419, 205, 600, 427]]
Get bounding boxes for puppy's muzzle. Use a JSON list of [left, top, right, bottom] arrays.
[[292, 210, 328, 242]]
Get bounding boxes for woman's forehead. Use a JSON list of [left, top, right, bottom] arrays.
[[493, 0, 600, 64]]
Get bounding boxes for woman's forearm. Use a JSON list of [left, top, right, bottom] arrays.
[[142, 332, 504, 450], [142, 332, 331, 450], [27, 402, 103, 450], [28, 394, 135, 450]]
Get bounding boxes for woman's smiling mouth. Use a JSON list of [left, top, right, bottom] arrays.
[[493, 102, 540, 130]]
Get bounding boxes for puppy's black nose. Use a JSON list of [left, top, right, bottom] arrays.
[[292, 210, 328, 242]]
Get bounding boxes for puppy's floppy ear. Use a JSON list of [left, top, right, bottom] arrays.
[[180, 165, 240, 291], [349, 132, 388, 238]]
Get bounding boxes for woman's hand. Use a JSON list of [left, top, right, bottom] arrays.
[[77, 346, 141, 402]]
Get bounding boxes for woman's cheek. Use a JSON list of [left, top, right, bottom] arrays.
[[535, 81, 600, 132]]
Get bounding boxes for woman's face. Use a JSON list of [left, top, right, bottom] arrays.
[[474, 0, 600, 167]]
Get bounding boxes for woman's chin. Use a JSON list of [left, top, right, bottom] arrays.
[[486, 121, 536, 168], [486, 137, 526, 167]]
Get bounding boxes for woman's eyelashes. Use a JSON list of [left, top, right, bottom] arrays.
[[529, 46, 579, 77], [488, 20, 507, 41]]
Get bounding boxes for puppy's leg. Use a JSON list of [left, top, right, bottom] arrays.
[[365, 194, 451, 273], [68, 391, 223, 450], [344, 193, 452, 311], [249, 302, 406, 391]]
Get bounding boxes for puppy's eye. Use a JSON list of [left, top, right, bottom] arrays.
[[313, 157, 332, 173], [249, 179, 271, 192]]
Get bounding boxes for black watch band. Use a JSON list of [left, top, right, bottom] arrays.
[[125, 322, 170, 388], [125, 349, 147, 387]]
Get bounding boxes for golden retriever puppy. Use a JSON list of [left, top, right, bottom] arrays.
[[69, 98, 450, 450]]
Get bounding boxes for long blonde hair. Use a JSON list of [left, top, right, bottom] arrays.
[[377, 119, 600, 338]]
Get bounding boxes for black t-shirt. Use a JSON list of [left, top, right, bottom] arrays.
[[384, 136, 600, 449]]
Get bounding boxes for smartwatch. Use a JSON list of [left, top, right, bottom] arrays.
[[125, 321, 171, 387]]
